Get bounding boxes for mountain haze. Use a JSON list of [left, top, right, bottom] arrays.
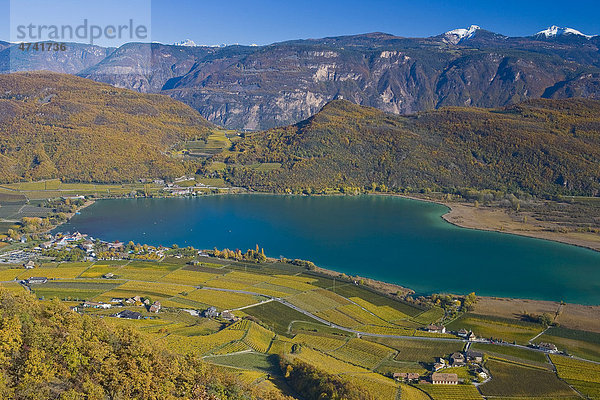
[[1, 27, 600, 130]]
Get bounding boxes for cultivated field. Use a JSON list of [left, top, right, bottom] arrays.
[[3, 254, 599, 399]]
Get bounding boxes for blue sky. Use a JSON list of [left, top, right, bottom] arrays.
[[2, 0, 599, 46]]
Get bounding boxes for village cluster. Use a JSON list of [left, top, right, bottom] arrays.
[[140, 175, 240, 196], [394, 324, 560, 385], [67, 295, 239, 324], [0, 231, 194, 264], [393, 349, 486, 385]]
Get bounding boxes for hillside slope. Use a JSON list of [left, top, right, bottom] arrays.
[[0, 72, 214, 183], [0, 288, 287, 399], [222, 99, 600, 196]]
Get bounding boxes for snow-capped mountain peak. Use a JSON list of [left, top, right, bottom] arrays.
[[173, 39, 198, 47], [443, 25, 481, 44], [535, 26, 593, 39]]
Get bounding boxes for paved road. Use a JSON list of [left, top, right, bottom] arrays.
[[201, 286, 467, 342], [198, 285, 600, 367], [7, 279, 598, 365]]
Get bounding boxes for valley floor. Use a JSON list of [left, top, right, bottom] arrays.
[[2, 255, 600, 399]]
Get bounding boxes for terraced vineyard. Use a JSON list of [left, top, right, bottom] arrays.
[[446, 313, 544, 344], [3, 254, 599, 400], [399, 384, 432, 400], [162, 327, 247, 355], [329, 338, 395, 369], [366, 337, 464, 363], [550, 354, 600, 383], [243, 322, 275, 352], [291, 333, 348, 352], [480, 358, 577, 398], [417, 384, 483, 400]]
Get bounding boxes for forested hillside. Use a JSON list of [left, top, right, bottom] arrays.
[[221, 98, 600, 196], [1, 73, 599, 198], [0, 72, 213, 183], [0, 288, 289, 399]]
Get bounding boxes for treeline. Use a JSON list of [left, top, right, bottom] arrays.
[[0, 289, 287, 399], [217, 99, 600, 197], [283, 259, 317, 270], [280, 352, 371, 400], [212, 245, 267, 263]]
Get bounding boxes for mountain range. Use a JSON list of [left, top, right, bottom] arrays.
[[1, 26, 600, 130]]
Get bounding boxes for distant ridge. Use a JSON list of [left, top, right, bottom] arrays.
[[535, 25, 594, 39], [1, 26, 600, 130], [224, 98, 600, 196]]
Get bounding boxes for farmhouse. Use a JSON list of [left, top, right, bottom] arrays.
[[431, 373, 458, 385], [466, 350, 484, 363], [80, 241, 94, 252], [114, 310, 143, 320], [221, 310, 237, 321], [426, 324, 446, 334], [393, 372, 420, 382], [450, 352, 465, 367], [433, 362, 445, 372], [26, 277, 47, 285], [537, 342, 558, 353], [202, 306, 219, 318], [83, 301, 111, 309], [23, 260, 35, 269], [149, 301, 161, 313]]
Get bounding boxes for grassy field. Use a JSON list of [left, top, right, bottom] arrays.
[[471, 343, 549, 365], [9, 255, 600, 400], [366, 337, 464, 363], [446, 313, 543, 344], [243, 300, 325, 336], [535, 326, 600, 362], [417, 384, 483, 400]]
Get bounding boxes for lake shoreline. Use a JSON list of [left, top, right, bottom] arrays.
[[53, 193, 600, 306], [376, 193, 600, 253], [53, 190, 600, 254]]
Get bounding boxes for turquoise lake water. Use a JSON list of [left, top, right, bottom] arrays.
[[57, 195, 600, 304]]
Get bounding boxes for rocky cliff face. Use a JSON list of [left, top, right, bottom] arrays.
[[3, 29, 600, 130], [0, 42, 113, 74]]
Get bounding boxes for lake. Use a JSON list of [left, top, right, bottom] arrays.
[[58, 195, 600, 304]]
